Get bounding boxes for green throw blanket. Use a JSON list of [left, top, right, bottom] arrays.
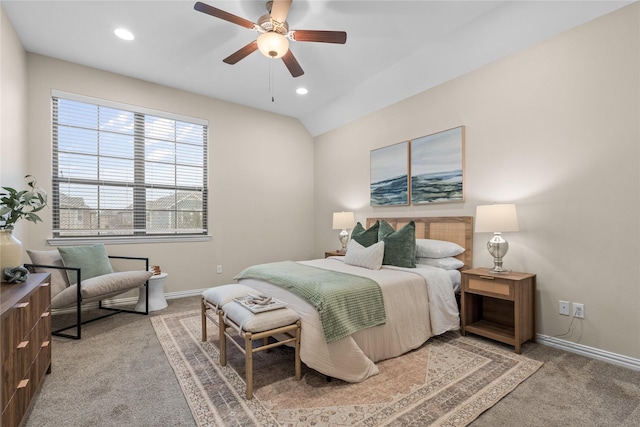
[[234, 261, 386, 343]]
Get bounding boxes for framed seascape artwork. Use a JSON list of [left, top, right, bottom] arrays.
[[370, 141, 409, 206], [411, 126, 465, 204]]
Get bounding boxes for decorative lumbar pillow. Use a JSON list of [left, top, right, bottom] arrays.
[[51, 270, 153, 309], [416, 256, 464, 270], [350, 220, 379, 247], [344, 239, 385, 270], [27, 249, 71, 297], [58, 244, 114, 285], [378, 220, 416, 268], [415, 239, 465, 258]]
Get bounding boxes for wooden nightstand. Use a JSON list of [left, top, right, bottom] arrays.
[[324, 250, 345, 258], [461, 268, 536, 354]]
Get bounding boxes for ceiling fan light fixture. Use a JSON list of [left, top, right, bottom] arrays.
[[257, 31, 289, 58]]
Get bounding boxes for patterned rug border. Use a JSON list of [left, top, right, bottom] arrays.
[[152, 309, 542, 427]]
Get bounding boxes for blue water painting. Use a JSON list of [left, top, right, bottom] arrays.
[[370, 141, 409, 206], [411, 169, 463, 204], [370, 175, 408, 205], [411, 126, 464, 204]]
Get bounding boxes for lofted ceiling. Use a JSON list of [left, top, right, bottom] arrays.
[[2, 0, 633, 136]]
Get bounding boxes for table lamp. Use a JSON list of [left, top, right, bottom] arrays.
[[332, 211, 355, 253], [475, 204, 519, 273]]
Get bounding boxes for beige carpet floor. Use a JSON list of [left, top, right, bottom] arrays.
[[152, 309, 542, 426]]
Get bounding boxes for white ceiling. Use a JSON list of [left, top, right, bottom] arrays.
[[2, 0, 633, 136]]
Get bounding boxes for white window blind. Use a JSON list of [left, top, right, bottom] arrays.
[[51, 92, 208, 238]]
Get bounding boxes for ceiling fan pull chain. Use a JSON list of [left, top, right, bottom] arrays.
[[270, 60, 275, 102]]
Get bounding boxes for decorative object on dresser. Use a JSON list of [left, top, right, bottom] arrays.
[[25, 245, 152, 339], [332, 211, 355, 253], [461, 267, 536, 353], [0, 175, 47, 281], [474, 203, 520, 273], [1, 273, 52, 427]]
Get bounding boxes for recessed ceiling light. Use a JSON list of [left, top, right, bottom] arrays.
[[296, 88, 308, 95], [114, 28, 135, 41]]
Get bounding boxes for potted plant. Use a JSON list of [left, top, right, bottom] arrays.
[[1, 175, 47, 281]]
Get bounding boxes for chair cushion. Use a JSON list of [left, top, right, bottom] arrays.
[[202, 284, 257, 310], [51, 270, 153, 309], [223, 301, 299, 333], [58, 244, 114, 284], [26, 249, 70, 297]]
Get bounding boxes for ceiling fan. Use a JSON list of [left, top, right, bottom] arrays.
[[194, 0, 347, 78]]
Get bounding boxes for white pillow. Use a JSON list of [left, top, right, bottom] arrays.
[[344, 239, 385, 270], [416, 256, 464, 270], [415, 239, 465, 258]]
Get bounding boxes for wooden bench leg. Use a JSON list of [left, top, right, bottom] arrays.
[[201, 297, 207, 342], [218, 311, 227, 366], [245, 332, 253, 400], [294, 320, 301, 381]]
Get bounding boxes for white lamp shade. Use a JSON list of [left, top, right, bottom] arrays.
[[332, 212, 355, 230], [257, 32, 289, 58], [475, 204, 520, 233]]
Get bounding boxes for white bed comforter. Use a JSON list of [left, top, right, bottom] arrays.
[[237, 257, 459, 383]]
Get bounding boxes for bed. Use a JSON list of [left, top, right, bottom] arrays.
[[236, 216, 473, 383]]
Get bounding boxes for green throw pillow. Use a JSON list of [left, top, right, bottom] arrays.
[[378, 220, 416, 268], [58, 244, 114, 284], [350, 220, 380, 247]]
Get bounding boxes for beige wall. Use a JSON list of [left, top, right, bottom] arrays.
[[0, 7, 29, 244], [22, 55, 315, 293], [315, 4, 640, 359]]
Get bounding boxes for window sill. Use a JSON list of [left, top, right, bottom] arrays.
[[48, 235, 212, 246]]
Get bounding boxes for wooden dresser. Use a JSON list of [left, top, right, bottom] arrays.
[[1, 273, 52, 427]]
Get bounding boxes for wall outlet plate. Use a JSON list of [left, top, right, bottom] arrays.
[[573, 303, 584, 318], [559, 300, 570, 316]]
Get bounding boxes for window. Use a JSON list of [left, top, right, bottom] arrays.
[[51, 91, 208, 240]]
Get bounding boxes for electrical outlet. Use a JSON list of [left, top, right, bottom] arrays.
[[573, 303, 584, 319], [216, 265, 222, 274], [559, 300, 570, 316]]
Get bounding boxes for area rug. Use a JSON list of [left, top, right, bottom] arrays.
[[151, 310, 542, 427]]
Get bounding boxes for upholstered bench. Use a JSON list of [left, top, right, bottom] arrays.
[[201, 285, 301, 399]]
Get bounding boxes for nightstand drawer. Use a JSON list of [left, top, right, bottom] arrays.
[[466, 276, 514, 300]]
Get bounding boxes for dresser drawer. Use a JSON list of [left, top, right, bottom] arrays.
[[1, 274, 52, 427], [465, 276, 514, 300]]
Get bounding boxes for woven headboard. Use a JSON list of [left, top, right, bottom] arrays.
[[366, 216, 473, 270]]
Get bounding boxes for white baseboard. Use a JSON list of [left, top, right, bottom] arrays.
[[537, 334, 640, 371]]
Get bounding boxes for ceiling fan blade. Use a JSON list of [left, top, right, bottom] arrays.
[[270, 0, 292, 24], [291, 30, 347, 44], [194, 1, 256, 30], [223, 41, 259, 64], [281, 50, 304, 78]]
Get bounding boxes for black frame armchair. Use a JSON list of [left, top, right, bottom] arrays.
[[25, 255, 150, 339]]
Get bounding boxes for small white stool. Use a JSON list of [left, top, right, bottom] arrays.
[[135, 272, 168, 312]]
